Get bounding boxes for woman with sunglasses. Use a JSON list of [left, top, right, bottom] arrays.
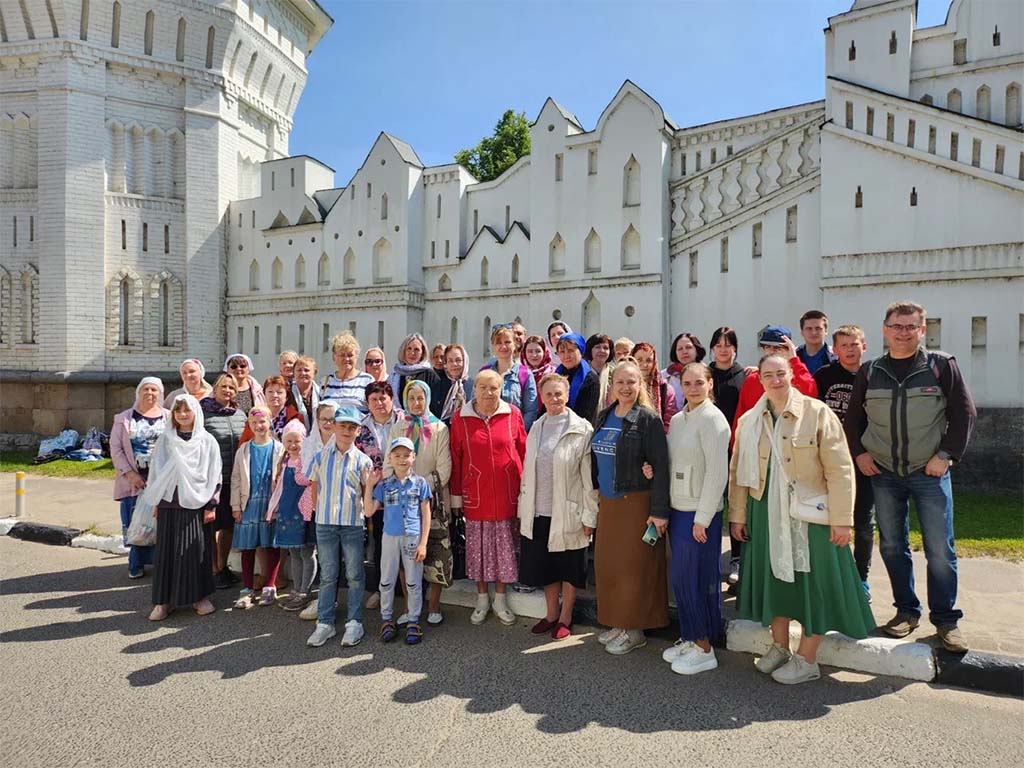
[[363, 347, 388, 383], [223, 353, 265, 415]]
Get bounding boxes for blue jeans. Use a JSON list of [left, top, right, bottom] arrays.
[[315, 524, 365, 627], [871, 468, 961, 627], [119, 497, 154, 573]]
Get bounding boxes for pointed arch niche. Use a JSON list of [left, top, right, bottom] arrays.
[[623, 154, 641, 207], [620, 225, 641, 270], [373, 238, 392, 283], [584, 228, 601, 273], [549, 233, 565, 276], [581, 291, 601, 337]]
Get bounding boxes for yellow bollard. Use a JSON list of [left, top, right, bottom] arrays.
[[15, 471, 26, 518]]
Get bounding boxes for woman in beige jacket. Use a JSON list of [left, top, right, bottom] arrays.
[[729, 353, 873, 685], [518, 374, 598, 640]]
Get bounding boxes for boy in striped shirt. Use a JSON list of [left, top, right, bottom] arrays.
[[306, 407, 376, 649]]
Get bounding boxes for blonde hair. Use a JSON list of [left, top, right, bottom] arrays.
[[537, 372, 569, 394], [611, 358, 653, 410], [680, 362, 715, 403], [474, 368, 503, 389], [330, 331, 360, 357], [490, 326, 515, 344], [832, 324, 865, 344], [295, 355, 318, 372], [614, 336, 634, 354]]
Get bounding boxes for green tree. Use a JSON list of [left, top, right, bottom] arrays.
[[455, 109, 531, 182]]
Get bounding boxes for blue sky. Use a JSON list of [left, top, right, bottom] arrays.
[[291, 0, 953, 183]]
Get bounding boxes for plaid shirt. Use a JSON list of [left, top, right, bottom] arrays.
[[307, 442, 372, 527]]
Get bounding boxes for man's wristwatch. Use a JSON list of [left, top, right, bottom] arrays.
[[936, 450, 954, 465]]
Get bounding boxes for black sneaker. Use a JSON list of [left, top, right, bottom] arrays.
[[214, 570, 234, 590], [225, 568, 241, 584]]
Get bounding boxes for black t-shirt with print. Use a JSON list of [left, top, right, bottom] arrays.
[[814, 363, 857, 422]]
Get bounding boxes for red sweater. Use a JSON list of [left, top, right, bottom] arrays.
[[450, 400, 527, 522], [732, 356, 818, 436]]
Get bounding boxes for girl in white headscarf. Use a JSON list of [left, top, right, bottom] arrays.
[[223, 352, 266, 414], [164, 359, 213, 408], [138, 394, 223, 621]]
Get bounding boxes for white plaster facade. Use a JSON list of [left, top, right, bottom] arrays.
[[226, 0, 1022, 407], [0, 0, 331, 389]]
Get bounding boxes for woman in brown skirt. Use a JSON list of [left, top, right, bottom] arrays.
[[590, 359, 670, 655]]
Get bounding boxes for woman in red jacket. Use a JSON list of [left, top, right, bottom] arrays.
[[450, 369, 527, 627]]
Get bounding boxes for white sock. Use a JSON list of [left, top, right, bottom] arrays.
[[492, 592, 508, 611], [475, 593, 490, 611]]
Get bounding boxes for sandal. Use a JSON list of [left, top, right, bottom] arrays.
[[379, 621, 397, 643], [148, 605, 170, 621], [193, 599, 216, 616], [405, 622, 423, 645]]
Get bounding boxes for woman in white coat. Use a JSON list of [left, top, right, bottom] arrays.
[[518, 373, 598, 640]]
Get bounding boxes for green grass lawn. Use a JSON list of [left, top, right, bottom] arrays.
[[910, 491, 1023, 561], [1, 450, 116, 479]]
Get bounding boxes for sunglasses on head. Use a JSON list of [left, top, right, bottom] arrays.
[[491, 322, 514, 332]]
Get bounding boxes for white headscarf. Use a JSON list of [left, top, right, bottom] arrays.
[[134, 377, 165, 410], [179, 358, 206, 378], [223, 352, 254, 372], [137, 394, 223, 511]]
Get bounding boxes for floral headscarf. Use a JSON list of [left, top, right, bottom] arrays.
[[401, 379, 439, 452]]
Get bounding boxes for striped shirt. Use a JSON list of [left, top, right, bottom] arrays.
[[308, 443, 372, 527], [321, 371, 374, 415]]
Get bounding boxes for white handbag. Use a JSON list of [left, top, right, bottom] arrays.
[[787, 484, 830, 526]]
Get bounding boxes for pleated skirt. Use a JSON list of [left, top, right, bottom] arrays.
[[152, 506, 216, 607]]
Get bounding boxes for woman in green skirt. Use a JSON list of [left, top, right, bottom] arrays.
[[728, 353, 874, 685]]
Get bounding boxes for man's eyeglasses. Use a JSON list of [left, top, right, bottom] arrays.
[[885, 323, 921, 333]]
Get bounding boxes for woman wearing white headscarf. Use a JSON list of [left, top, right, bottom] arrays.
[[111, 377, 170, 580], [223, 352, 266, 414], [138, 394, 223, 620], [164, 359, 213, 408]]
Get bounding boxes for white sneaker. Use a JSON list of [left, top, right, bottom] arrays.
[[491, 595, 516, 626], [606, 629, 647, 656], [470, 595, 490, 625], [258, 586, 277, 607], [662, 639, 696, 662], [340, 620, 364, 647], [597, 627, 624, 645], [396, 613, 411, 625], [306, 623, 336, 647], [671, 646, 719, 675], [727, 559, 740, 585], [771, 654, 820, 685], [427, 612, 444, 625], [299, 600, 320, 621], [754, 642, 792, 674]]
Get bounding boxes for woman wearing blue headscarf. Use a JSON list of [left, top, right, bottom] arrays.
[[554, 333, 601, 424], [391, 379, 453, 625]]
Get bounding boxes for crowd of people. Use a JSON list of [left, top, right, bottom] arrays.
[[113, 300, 977, 684]]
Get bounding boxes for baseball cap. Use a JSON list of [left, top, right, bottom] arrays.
[[757, 325, 793, 347], [333, 407, 363, 425], [388, 437, 415, 454]]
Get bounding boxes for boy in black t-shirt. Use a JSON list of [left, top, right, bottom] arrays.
[[814, 325, 874, 598]]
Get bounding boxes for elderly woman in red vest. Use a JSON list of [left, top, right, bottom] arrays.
[[450, 369, 527, 627]]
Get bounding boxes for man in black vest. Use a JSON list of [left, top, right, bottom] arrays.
[[845, 301, 976, 653]]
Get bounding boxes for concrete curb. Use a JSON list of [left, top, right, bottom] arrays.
[[5, 529, 1021, 696]]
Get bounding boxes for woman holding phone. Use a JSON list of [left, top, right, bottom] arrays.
[[590, 360, 670, 655]]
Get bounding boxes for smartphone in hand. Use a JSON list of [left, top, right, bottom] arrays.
[[642, 522, 659, 546]]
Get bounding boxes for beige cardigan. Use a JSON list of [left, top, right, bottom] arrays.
[[518, 410, 599, 552], [728, 392, 855, 527], [230, 438, 285, 512]]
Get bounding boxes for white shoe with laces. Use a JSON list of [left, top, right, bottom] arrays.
[[754, 642, 792, 674], [597, 627, 624, 646], [606, 629, 647, 656], [299, 600, 320, 621], [306, 623, 336, 647], [340, 620, 364, 647], [470, 594, 490, 625], [662, 639, 696, 663], [671, 646, 719, 676], [427, 612, 444, 625], [771, 654, 820, 685]]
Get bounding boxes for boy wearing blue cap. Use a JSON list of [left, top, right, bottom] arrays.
[[367, 436, 432, 644], [732, 324, 819, 433], [305, 406, 375, 649]]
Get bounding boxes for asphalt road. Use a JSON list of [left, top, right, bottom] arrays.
[[2, 537, 1021, 768]]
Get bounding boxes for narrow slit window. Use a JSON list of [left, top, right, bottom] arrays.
[[688, 251, 698, 287]]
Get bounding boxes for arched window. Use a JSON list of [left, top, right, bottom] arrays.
[[584, 228, 601, 273], [343, 248, 355, 284], [372, 238, 392, 283], [80, 0, 90, 40], [229, 41, 242, 77], [176, 18, 186, 61], [1007, 83, 1022, 127], [158, 280, 171, 346], [205, 26, 215, 69], [623, 155, 641, 207], [976, 85, 991, 121], [380, 193, 388, 220], [243, 52, 258, 88], [480, 257, 489, 287], [947, 88, 962, 113], [919, 94, 933, 106], [111, 2, 121, 48], [271, 256, 283, 289], [294, 254, 306, 288], [511, 254, 520, 284], [581, 292, 601, 337], [118, 276, 131, 345], [621, 225, 641, 270], [439, 273, 452, 292], [318, 252, 331, 286], [144, 11, 155, 56], [249, 259, 260, 291], [549, 233, 565, 276], [260, 64, 273, 98], [482, 315, 491, 356]]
